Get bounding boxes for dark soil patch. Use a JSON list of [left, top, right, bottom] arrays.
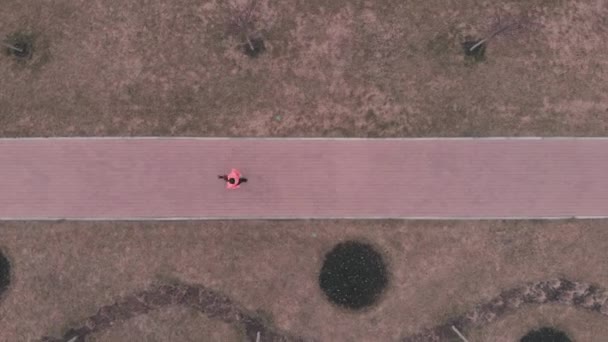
[[318, 240, 388, 310], [242, 37, 265, 58], [4, 33, 34, 60], [520, 327, 572, 342], [462, 38, 486, 62], [0, 250, 10, 297], [10, 42, 32, 59]]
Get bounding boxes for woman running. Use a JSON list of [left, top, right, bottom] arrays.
[[218, 168, 247, 189]]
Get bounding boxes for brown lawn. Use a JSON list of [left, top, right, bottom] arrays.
[[0, 0, 607, 137], [2, 220, 608, 341], [1, 0, 607, 341]]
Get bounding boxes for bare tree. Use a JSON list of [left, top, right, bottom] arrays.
[[470, 14, 528, 51], [2, 41, 23, 53], [464, 14, 536, 60], [223, 0, 265, 56], [2, 33, 33, 59]]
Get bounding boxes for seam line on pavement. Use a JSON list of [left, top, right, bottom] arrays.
[[0, 216, 604, 221], [2, 137, 608, 141]]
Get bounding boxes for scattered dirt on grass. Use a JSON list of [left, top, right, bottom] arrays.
[[86, 306, 241, 342]]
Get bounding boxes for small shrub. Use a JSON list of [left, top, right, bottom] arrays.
[[462, 14, 537, 61], [3, 32, 34, 60], [224, 0, 266, 58]]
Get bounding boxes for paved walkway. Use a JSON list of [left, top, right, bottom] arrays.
[[0, 138, 607, 220]]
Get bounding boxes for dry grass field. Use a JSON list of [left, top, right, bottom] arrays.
[[1, 0, 607, 137], [1, 0, 607, 341]]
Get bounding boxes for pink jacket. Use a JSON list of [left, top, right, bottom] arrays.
[[226, 168, 242, 189]]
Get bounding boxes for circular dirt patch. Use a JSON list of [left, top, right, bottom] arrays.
[[318, 240, 388, 310], [520, 327, 572, 342], [0, 250, 10, 297], [242, 37, 265, 58], [462, 38, 485, 62]]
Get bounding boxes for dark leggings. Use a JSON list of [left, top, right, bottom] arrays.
[[218, 175, 247, 185]]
